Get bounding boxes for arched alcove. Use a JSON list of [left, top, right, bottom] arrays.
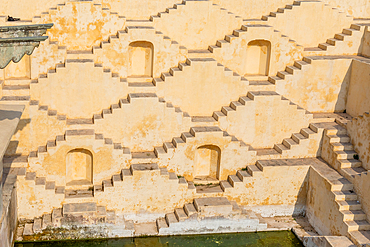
[[66, 149, 93, 186], [245, 40, 271, 76], [128, 41, 154, 77], [195, 145, 221, 180]]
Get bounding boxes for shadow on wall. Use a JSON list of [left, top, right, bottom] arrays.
[[292, 169, 309, 216], [334, 61, 352, 113]]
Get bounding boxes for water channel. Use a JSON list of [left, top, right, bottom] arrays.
[[15, 231, 303, 246]]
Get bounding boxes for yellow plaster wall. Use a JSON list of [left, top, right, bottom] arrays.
[[156, 58, 249, 116], [28, 134, 129, 185], [17, 176, 64, 219], [30, 60, 128, 118], [347, 112, 370, 170], [346, 60, 370, 117], [151, 0, 243, 50], [3, 56, 31, 79], [218, 92, 312, 148], [94, 27, 187, 78], [0, 0, 65, 20], [157, 129, 254, 180], [223, 164, 309, 207], [18, 161, 310, 218], [94, 94, 191, 152], [275, 57, 352, 113], [99, 0, 180, 20], [264, 1, 352, 47], [30, 39, 66, 80], [306, 166, 347, 236], [1, 0, 369, 21], [210, 25, 304, 77], [33, 1, 126, 50], [95, 168, 194, 214], [212, 0, 370, 19], [5, 104, 66, 156], [325, 0, 370, 18]]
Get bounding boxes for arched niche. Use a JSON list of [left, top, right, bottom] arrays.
[[66, 148, 93, 186], [128, 41, 154, 78], [245, 39, 271, 76], [194, 145, 221, 180]]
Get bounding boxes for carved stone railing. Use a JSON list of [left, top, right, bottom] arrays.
[[0, 23, 53, 68]]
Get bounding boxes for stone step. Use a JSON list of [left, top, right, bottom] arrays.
[[165, 213, 179, 226], [282, 138, 298, 149], [333, 190, 358, 201], [65, 189, 94, 199], [342, 210, 367, 221], [220, 180, 232, 191], [292, 133, 308, 144], [337, 200, 362, 211], [174, 208, 188, 221], [327, 135, 350, 143], [42, 213, 52, 230], [193, 197, 232, 216], [346, 220, 370, 231], [184, 203, 197, 217], [3, 78, 32, 86], [236, 170, 251, 181], [335, 150, 358, 160], [23, 223, 34, 236], [338, 159, 362, 169], [33, 218, 42, 233], [331, 142, 354, 151], [349, 230, 370, 246], [1, 85, 30, 96], [131, 151, 157, 159], [0, 95, 30, 102], [300, 128, 315, 138], [247, 164, 263, 176], [342, 167, 367, 181], [63, 202, 98, 216], [156, 218, 169, 230], [322, 123, 347, 135]]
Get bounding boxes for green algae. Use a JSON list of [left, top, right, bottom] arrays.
[[16, 231, 303, 246]]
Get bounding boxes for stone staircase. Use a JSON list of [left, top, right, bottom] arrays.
[[321, 122, 367, 183], [31, 1, 125, 23], [156, 197, 267, 234], [252, 122, 326, 159], [28, 129, 128, 162], [311, 160, 370, 247], [150, 0, 241, 23], [185, 23, 301, 60], [135, 126, 249, 163], [0, 78, 34, 104], [261, 0, 351, 23], [148, 0, 243, 50], [153, 57, 247, 87], [93, 93, 190, 125], [306, 24, 367, 54], [32, 58, 122, 84], [21, 202, 116, 236], [268, 55, 370, 92], [93, 163, 195, 196], [212, 90, 311, 123]]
